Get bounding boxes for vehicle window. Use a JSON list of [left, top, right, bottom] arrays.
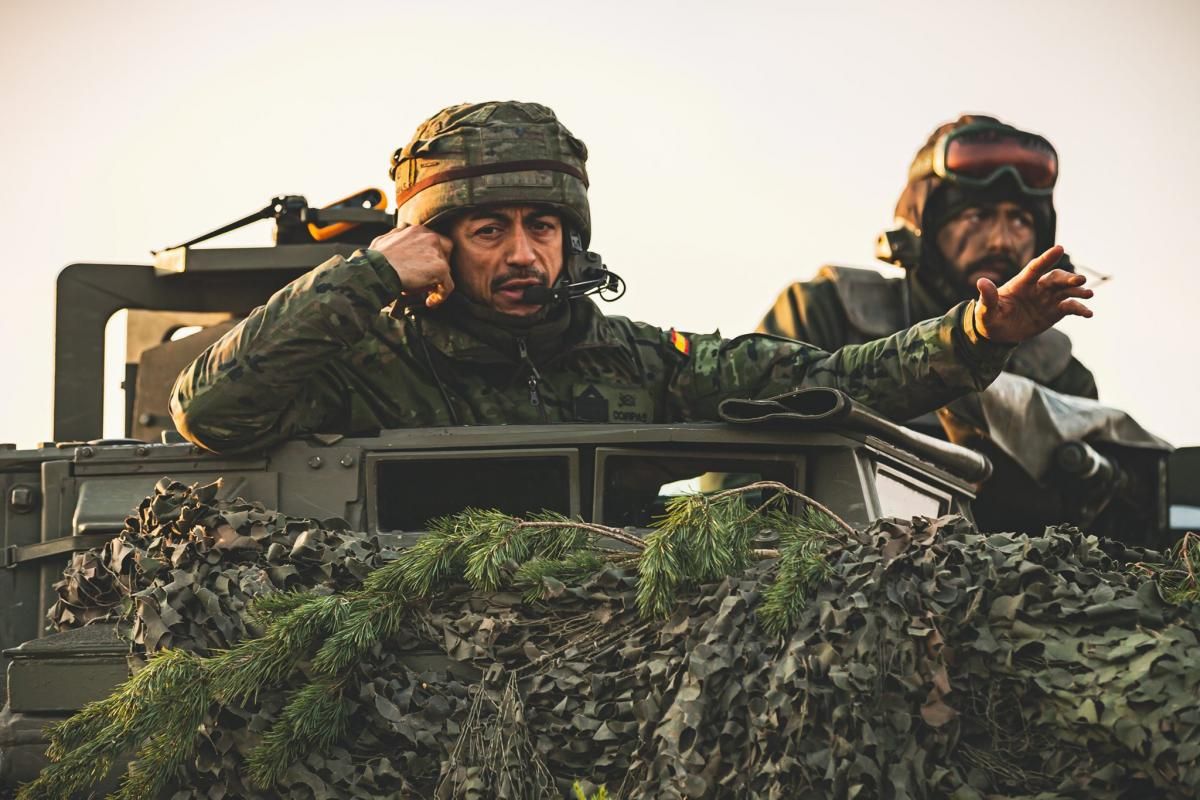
[[599, 453, 797, 528], [874, 466, 946, 518], [375, 455, 572, 531]]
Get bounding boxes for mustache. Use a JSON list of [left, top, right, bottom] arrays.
[[490, 268, 548, 292], [965, 253, 1021, 279]]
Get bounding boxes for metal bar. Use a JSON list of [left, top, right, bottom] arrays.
[[3, 533, 115, 568]]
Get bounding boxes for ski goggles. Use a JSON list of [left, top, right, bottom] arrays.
[[911, 121, 1058, 195]]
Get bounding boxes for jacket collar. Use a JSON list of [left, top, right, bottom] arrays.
[[406, 296, 623, 365]]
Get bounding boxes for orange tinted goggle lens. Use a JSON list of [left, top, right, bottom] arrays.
[[944, 135, 1058, 189]]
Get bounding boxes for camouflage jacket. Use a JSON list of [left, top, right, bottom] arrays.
[[758, 266, 1099, 400], [171, 251, 1015, 454]]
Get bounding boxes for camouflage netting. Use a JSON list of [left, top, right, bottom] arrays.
[[49, 478, 403, 653], [27, 480, 1200, 800]]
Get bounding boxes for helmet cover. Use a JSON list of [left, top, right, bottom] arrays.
[[391, 101, 592, 245]]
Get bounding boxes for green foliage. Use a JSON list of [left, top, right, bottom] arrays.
[[637, 494, 758, 618], [1136, 531, 1200, 604], [210, 593, 349, 705], [758, 506, 841, 635], [573, 782, 611, 800], [515, 551, 608, 603], [311, 597, 408, 676], [24, 649, 207, 800], [246, 589, 319, 623], [464, 509, 589, 591], [246, 679, 351, 788]]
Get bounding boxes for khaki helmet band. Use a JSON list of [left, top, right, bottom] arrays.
[[395, 159, 589, 209]]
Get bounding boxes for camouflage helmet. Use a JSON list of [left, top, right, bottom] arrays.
[[390, 101, 592, 245]]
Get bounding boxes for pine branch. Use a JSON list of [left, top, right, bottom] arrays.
[[210, 593, 348, 705], [516, 518, 647, 551], [386, 510, 479, 596], [247, 589, 319, 622], [311, 595, 408, 676], [246, 678, 351, 788], [758, 506, 843, 635], [515, 552, 609, 603], [20, 649, 207, 800], [636, 520, 686, 619], [710, 481, 855, 536], [636, 491, 759, 618]]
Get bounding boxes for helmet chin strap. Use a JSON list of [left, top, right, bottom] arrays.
[[520, 227, 625, 306]]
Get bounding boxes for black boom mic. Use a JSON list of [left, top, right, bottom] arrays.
[[520, 285, 564, 305], [520, 251, 625, 306]]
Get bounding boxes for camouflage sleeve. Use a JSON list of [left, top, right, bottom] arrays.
[[664, 300, 1015, 422], [170, 250, 402, 453]]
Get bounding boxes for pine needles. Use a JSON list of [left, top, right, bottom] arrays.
[[21, 484, 849, 799], [26, 648, 208, 800], [758, 506, 842, 634], [1135, 531, 1200, 604]]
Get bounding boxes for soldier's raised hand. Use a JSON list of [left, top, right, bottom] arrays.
[[368, 224, 455, 308], [973, 245, 1094, 343]]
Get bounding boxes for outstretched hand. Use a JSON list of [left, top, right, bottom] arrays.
[[974, 245, 1094, 343]]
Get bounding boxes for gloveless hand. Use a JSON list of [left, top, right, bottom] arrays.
[[973, 245, 1094, 343], [368, 224, 455, 308]]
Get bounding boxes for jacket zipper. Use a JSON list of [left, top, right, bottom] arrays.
[[516, 338, 548, 422]]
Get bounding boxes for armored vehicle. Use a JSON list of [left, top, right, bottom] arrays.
[[1, 195, 1197, 790]]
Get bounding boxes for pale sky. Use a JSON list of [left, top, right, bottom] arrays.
[[1, 0, 1198, 447]]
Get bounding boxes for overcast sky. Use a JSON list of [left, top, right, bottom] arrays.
[[1, 0, 1197, 447]]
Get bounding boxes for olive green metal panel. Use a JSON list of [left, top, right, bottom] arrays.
[[5, 625, 128, 713]]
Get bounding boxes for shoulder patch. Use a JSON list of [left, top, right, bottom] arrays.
[[668, 328, 691, 356]]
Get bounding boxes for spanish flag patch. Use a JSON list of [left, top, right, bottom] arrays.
[[668, 328, 691, 356]]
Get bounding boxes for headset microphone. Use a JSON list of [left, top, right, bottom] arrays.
[[520, 230, 625, 306], [520, 285, 560, 305], [519, 263, 625, 306]]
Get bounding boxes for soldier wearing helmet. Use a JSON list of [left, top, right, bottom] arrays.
[[759, 115, 1097, 401], [171, 103, 1092, 455], [756, 115, 1104, 529]]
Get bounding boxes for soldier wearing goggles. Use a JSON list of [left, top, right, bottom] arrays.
[[756, 115, 1102, 529], [760, 115, 1096, 402]]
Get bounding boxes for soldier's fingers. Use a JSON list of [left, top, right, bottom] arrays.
[[1037, 269, 1086, 289], [1057, 298, 1093, 318], [1013, 245, 1066, 286], [438, 266, 455, 296], [424, 278, 456, 307], [369, 227, 404, 251], [1057, 286, 1094, 300]]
